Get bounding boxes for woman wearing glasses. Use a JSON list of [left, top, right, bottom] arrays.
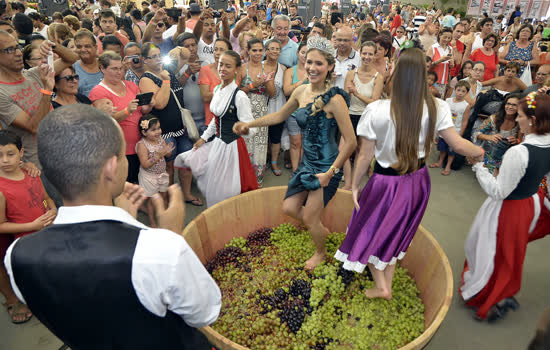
[[51, 67, 91, 108], [89, 51, 154, 184], [22, 44, 43, 70], [139, 42, 203, 206]]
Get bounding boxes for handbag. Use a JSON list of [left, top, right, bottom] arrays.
[[519, 62, 532, 87], [170, 88, 200, 141]]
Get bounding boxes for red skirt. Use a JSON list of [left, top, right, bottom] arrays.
[[462, 189, 550, 319], [237, 137, 258, 193]]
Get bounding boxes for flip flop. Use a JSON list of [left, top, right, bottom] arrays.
[[271, 161, 281, 176], [6, 301, 32, 324], [185, 198, 203, 206]]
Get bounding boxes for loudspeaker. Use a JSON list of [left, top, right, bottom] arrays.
[[297, 0, 321, 24], [38, 0, 69, 17], [382, 0, 390, 15], [209, 0, 227, 11], [341, 0, 352, 16]]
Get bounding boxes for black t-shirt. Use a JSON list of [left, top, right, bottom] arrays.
[[51, 93, 92, 109], [290, 15, 303, 31], [331, 12, 344, 26]]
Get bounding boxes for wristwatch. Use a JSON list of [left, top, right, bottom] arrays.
[[330, 166, 340, 175]]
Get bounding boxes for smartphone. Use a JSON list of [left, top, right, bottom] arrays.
[[166, 8, 182, 18], [136, 92, 154, 106], [47, 51, 54, 70]]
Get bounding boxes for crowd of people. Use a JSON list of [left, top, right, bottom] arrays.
[[0, 0, 548, 348]]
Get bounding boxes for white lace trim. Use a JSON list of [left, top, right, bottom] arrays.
[[334, 250, 406, 272]]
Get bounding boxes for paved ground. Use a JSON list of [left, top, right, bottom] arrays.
[[1, 151, 548, 350]]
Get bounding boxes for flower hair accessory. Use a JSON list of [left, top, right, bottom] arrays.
[[307, 36, 335, 56], [526, 91, 537, 110], [140, 119, 150, 129]]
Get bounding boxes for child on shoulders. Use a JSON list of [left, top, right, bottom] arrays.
[[430, 80, 471, 175], [136, 115, 175, 228]]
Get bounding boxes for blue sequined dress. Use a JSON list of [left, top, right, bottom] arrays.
[[285, 87, 350, 207]]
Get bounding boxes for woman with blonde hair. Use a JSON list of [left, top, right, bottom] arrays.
[[335, 48, 484, 300], [63, 15, 80, 35], [234, 36, 357, 270]]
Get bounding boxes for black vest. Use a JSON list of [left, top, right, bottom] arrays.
[[216, 88, 240, 144], [10, 221, 212, 350], [507, 144, 550, 200]]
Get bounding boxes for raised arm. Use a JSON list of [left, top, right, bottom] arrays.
[[142, 9, 166, 44], [39, 40, 78, 74], [173, 12, 187, 45]]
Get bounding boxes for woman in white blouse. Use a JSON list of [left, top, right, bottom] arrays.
[[174, 51, 258, 207], [460, 91, 550, 322]]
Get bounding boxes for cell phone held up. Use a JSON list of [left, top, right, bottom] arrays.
[[136, 92, 154, 106]]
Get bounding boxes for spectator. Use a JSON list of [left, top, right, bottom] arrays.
[[229, 10, 254, 54], [311, 22, 326, 37], [272, 15, 298, 68], [51, 66, 92, 109], [90, 51, 154, 184], [27, 12, 48, 38], [198, 38, 232, 134], [139, 43, 203, 206], [102, 34, 123, 56], [130, 9, 146, 40], [449, 22, 466, 82], [508, 5, 522, 27], [390, 7, 402, 36], [123, 42, 145, 85], [141, 8, 183, 56], [373, 34, 392, 80], [441, 8, 456, 28], [392, 26, 406, 52], [22, 43, 42, 70], [193, 10, 229, 67], [63, 15, 80, 35], [12, 13, 34, 48], [469, 33, 499, 81], [4, 104, 221, 349], [97, 9, 130, 53], [288, 4, 303, 40], [418, 14, 437, 50], [471, 17, 494, 52], [48, 23, 73, 45], [524, 64, 550, 94], [500, 24, 539, 77], [482, 62, 527, 94], [186, 3, 202, 31], [52, 12, 63, 24], [412, 9, 426, 37], [334, 26, 361, 89], [73, 29, 102, 97]]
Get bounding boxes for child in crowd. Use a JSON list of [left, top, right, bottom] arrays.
[[0, 131, 56, 324], [430, 80, 471, 175], [427, 71, 441, 98], [136, 115, 174, 227]]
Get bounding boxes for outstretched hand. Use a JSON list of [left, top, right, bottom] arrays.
[[233, 122, 250, 135]]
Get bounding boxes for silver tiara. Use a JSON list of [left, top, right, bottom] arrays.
[[307, 36, 335, 56]]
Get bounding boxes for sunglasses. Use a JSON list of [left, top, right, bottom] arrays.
[[157, 22, 165, 28], [55, 74, 80, 82]]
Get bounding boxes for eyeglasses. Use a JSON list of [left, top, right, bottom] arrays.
[[505, 102, 518, 107], [55, 74, 80, 82], [145, 55, 162, 60], [0, 46, 21, 55]]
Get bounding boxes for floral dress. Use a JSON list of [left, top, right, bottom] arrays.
[[242, 63, 269, 186], [473, 115, 520, 174], [503, 41, 534, 77]]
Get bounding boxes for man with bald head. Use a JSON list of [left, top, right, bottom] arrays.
[[333, 26, 361, 88], [524, 64, 550, 95]]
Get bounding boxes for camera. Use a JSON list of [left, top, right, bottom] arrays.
[[126, 55, 141, 64], [212, 10, 222, 18]]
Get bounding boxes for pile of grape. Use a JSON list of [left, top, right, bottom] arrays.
[[209, 223, 425, 350]]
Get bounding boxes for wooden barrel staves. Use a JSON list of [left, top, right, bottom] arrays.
[[181, 186, 453, 350]]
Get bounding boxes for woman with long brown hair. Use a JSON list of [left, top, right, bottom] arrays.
[[335, 48, 484, 300]]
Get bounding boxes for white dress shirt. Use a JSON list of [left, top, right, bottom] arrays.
[[357, 98, 454, 168], [334, 49, 361, 89], [4, 205, 222, 328]]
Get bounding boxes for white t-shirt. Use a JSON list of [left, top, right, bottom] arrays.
[[197, 36, 216, 66], [357, 98, 454, 168], [471, 33, 484, 52], [333, 49, 361, 89], [445, 97, 469, 133]]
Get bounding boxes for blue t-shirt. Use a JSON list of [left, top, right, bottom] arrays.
[[73, 61, 103, 97], [278, 39, 298, 68]]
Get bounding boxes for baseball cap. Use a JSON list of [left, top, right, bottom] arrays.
[[189, 3, 201, 14], [226, 7, 236, 13]]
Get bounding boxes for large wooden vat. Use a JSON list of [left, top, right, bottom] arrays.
[[182, 187, 453, 350]]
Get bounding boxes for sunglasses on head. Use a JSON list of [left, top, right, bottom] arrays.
[[55, 74, 80, 82]]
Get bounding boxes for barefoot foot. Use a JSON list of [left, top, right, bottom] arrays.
[[364, 287, 392, 300], [304, 252, 326, 270], [429, 162, 442, 168], [441, 169, 451, 176]]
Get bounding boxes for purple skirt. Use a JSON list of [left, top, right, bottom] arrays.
[[335, 166, 431, 272]]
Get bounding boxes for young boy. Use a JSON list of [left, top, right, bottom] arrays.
[[427, 71, 441, 98], [430, 80, 471, 175], [0, 130, 56, 324]]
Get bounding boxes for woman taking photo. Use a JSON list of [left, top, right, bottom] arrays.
[[427, 27, 455, 97], [460, 91, 550, 322], [237, 37, 275, 187], [198, 38, 233, 134], [234, 36, 357, 270], [89, 51, 154, 184], [342, 40, 384, 191], [472, 93, 522, 175], [500, 24, 540, 77], [73, 29, 102, 97], [264, 38, 287, 176], [335, 48, 483, 300], [176, 50, 258, 207], [469, 33, 499, 82], [283, 41, 308, 171], [51, 66, 92, 108], [139, 43, 203, 206]]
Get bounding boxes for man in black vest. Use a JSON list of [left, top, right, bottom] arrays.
[[4, 104, 221, 350]]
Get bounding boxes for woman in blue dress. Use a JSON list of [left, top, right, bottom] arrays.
[[234, 36, 357, 270]]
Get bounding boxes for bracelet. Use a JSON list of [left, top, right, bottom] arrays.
[[249, 83, 255, 90], [124, 108, 130, 116], [40, 89, 53, 95], [162, 80, 170, 85], [183, 72, 190, 78]]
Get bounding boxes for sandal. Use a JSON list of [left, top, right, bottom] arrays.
[[441, 169, 451, 176], [185, 198, 203, 207], [6, 301, 32, 324], [271, 161, 281, 176]]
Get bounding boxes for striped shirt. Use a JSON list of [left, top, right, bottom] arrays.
[[413, 15, 426, 33]]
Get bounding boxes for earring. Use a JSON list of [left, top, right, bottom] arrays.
[[529, 123, 533, 126]]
